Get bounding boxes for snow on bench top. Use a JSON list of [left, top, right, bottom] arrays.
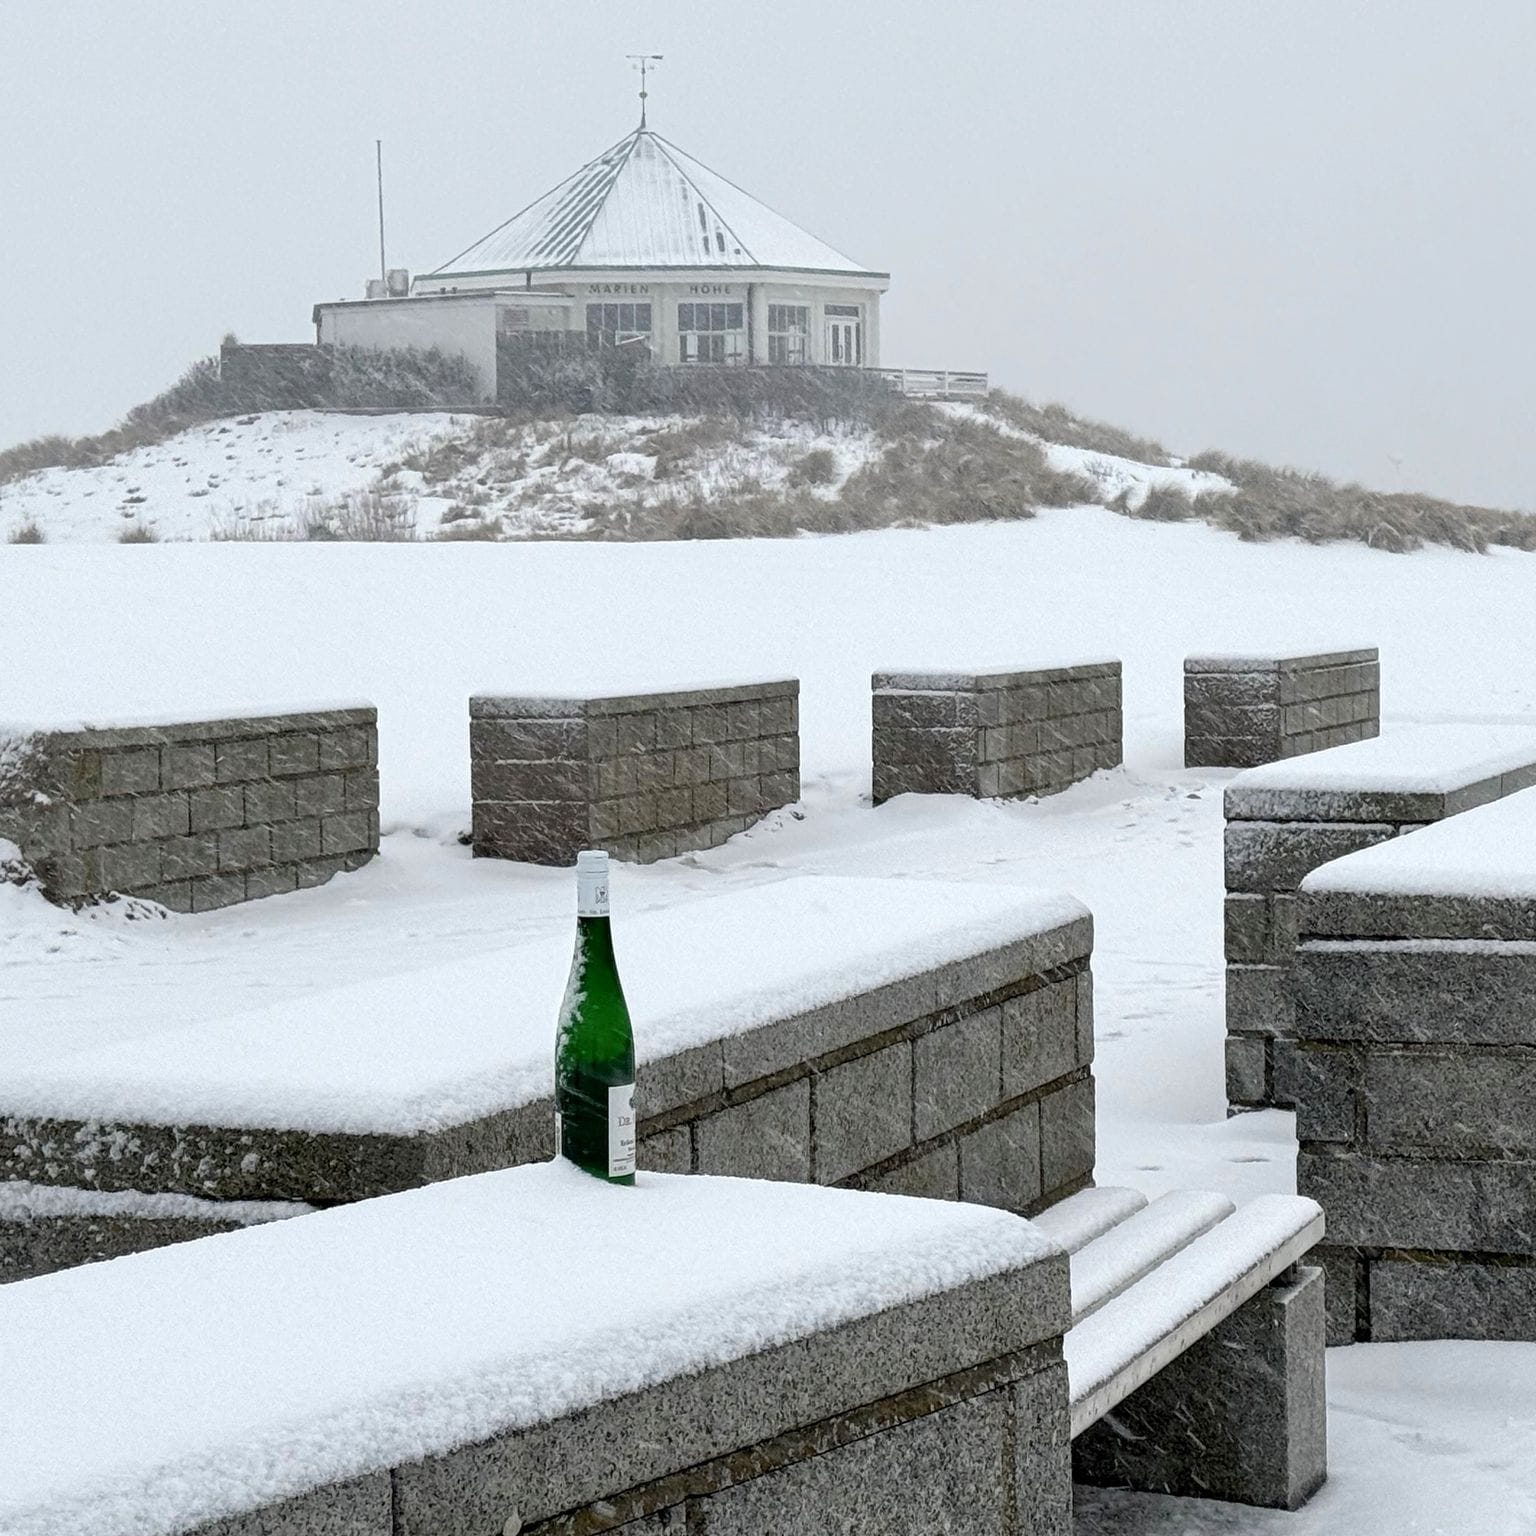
[[0, 1161, 1056, 1536], [0, 875, 1087, 1133], [1303, 785, 1536, 899], [1229, 724, 1536, 796]]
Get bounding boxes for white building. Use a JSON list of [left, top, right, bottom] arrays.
[[314, 126, 890, 402]]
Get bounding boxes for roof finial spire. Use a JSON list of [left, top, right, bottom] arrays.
[[627, 54, 663, 128]]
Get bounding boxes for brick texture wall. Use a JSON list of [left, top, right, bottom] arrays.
[[1223, 738, 1536, 1113], [1185, 649, 1379, 769], [1294, 804, 1536, 1344], [0, 708, 378, 913], [872, 663, 1122, 804], [470, 682, 800, 865]]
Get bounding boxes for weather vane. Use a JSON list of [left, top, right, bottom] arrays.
[[627, 54, 663, 128]]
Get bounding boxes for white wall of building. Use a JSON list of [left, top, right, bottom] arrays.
[[316, 296, 501, 401], [318, 267, 887, 397], [414, 268, 887, 368]]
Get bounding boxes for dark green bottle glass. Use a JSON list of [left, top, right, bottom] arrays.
[[555, 850, 637, 1184]]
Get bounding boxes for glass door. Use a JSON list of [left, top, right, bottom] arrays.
[[824, 305, 863, 366]]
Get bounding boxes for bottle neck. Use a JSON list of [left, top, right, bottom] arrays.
[[575, 912, 617, 965], [576, 865, 609, 920]]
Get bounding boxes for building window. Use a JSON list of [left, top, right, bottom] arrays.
[[767, 304, 810, 365], [824, 303, 863, 367], [678, 301, 745, 365], [586, 302, 653, 350]]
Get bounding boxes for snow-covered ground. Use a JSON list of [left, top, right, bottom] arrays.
[[2, 506, 1535, 1531], [0, 412, 467, 543], [0, 409, 885, 543]]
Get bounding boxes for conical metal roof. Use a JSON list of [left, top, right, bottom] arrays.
[[428, 128, 880, 278]]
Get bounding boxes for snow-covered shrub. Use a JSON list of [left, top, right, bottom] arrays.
[[841, 413, 1095, 527], [642, 419, 739, 480], [495, 334, 902, 432], [0, 838, 33, 890], [298, 490, 416, 542], [984, 391, 1174, 466], [117, 523, 160, 543], [6, 520, 44, 543], [1125, 484, 1197, 522], [434, 517, 503, 541], [1182, 449, 1536, 554], [324, 345, 480, 410], [787, 447, 838, 487]]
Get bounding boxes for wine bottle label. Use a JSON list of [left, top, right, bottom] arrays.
[[609, 1082, 636, 1178]]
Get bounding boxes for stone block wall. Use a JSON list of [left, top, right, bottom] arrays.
[[1294, 790, 1536, 1345], [0, 708, 378, 913], [470, 682, 800, 865], [1185, 649, 1379, 768], [1223, 732, 1536, 1112], [872, 663, 1122, 804], [12, 1180, 1073, 1536], [1, 911, 1096, 1276]]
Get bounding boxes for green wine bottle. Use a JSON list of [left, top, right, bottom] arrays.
[[555, 850, 637, 1184]]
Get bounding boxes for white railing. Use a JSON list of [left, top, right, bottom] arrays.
[[873, 368, 990, 400]]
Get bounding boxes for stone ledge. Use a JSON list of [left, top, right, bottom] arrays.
[[1185, 649, 1377, 674], [471, 680, 799, 718], [388, 1269, 1069, 1536], [3, 707, 377, 754], [874, 661, 1121, 691]]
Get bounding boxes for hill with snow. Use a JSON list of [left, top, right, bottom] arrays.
[[0, 400, 1235, 546]]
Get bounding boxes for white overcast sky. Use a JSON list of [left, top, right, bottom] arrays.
[[2, 1, 1532, 508]]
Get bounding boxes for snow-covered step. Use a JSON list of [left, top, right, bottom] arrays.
[[1067, 1189, 1236, 1322], [1028, 1183, 1147, 1255], [0, 1163, 1073, 1536], [1067, 1193, 1325, 1438]]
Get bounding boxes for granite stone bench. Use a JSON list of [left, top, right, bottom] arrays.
[[871, 661, 1122, 804], [470, 681, 800, 865], [0, 876, 1096, 1279], [0, 1164, 1077, 1536], [1295, 785, 1536, 1346], [0, 706, 379, 911], [1185, 649, 1379, 768], [1043, 1185, 1327, 1511], [1222, 724, 1536, 1112]]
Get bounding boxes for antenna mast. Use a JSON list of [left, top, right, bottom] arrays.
[[626, 54, 663, 128], [376, 139, 387, 283]]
